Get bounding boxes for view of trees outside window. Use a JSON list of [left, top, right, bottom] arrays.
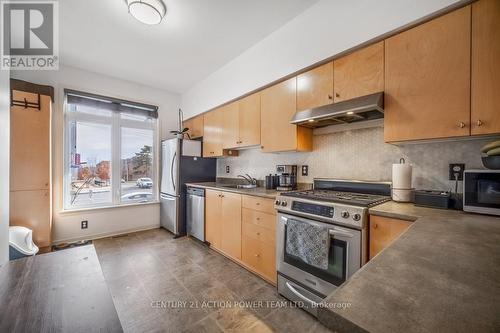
[[69, 122, 112, 207], [121, 127, 154, 203]]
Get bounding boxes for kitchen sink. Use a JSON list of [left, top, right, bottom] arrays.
[[221, 184, 258, 189]]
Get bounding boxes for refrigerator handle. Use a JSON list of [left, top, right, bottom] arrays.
[[171, 151, 177, 192]]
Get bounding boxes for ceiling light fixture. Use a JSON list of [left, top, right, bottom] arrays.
[[127, 0, 166, 25]]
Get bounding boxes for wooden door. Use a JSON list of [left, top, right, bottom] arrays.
[[384, 6, 471, 142], [222, 102, 239, 149], [10, 189, 51, 247], [471, 0, 500, 135], [220, 191, 242, 260], [184, 115, 204, 139], [296, 62, 334, 111], [202, 108, 223, 157], [334, 42, 384, 102], [10, 91, 50, 191], [261, 78, 298, 152], [238, 93, 261, 147], [205, 190, 222, 249], [369, 215, 411, 259]]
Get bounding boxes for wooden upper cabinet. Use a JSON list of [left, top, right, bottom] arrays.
[[203, 108, 224, 157], [261, 78, 313, 153], [222, 93, 261, 149], [334, 42, 384, 102], [384, 6, 471, 142], [183, 115, 204, 139], [222, 102, 239, 149], [296, 62, 333, 111], [471, 0, 500, 136], [238, 93, 261, 147]]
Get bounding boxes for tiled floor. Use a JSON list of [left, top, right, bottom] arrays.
[[94, 228, 331, 333]]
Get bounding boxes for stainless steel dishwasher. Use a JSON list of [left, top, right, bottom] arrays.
[[186, 187, 205, 242]]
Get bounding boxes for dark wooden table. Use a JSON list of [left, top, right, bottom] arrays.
[[0, 245, 122, 332]]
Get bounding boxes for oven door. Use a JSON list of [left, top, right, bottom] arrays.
[[276, 213, 361, 297], [464, 171, 500, 215]]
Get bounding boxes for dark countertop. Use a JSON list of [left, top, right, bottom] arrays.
[[0, 245, 122, 333], [186, 182, 282, 199], [318, 202, 500, 333]]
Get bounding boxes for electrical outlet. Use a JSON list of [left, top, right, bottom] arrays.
[[449, 163, 465, 181], [81, 220, 88, 229], [225, 165, 230, 174], [302, 165, 309, 176]]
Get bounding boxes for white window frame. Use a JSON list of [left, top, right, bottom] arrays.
[[63, 91, 159, 211]]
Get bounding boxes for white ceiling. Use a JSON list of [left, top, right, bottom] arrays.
[[59, 0, 319, 94]]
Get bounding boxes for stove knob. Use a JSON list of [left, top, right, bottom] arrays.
[[281, 201, 288, 207], [352, 213, 361, 221], [275, 200, 281, 206], [341, 211, 350, 219]]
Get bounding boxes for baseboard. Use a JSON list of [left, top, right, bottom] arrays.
[[52, 224, 160, 245]]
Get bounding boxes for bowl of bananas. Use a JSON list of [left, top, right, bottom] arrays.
[[481, 140, 500, 170]]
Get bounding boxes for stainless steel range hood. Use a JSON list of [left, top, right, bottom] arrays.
[[290, 92, 384, 128]]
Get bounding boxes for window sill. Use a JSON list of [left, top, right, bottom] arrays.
[[59, 200, 160, 215]]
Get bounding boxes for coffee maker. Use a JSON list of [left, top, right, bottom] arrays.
[[276, 165, 297, 191]]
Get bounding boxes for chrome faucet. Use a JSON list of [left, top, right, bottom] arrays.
[[238, 174, 257, 185]]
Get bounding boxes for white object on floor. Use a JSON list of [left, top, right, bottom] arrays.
[[9, 226, 39, 256]]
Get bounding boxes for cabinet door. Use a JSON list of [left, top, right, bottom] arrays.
[[10, 91, 50, 191], [334, 42, 384, 102], [261, 78, 300, 152], [220, 191, 242, 260], [222, 102, 239, 149], [10, 189, 51, 247], [384, 6, 471, 142], [203, 108, 224, 157], [471, 0, 500, 135], [205, 190, 222, 249], [369, 215, 411, 259], [184, 115, 204, 139], [238, 93, 261, 147], [296, 62, 334, 111]]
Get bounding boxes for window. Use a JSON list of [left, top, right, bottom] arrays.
[[64, 90, 158, 210]]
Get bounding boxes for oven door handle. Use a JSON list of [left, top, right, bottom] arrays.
[[285, 282, 319, 307], [329, 229, 354, 238]]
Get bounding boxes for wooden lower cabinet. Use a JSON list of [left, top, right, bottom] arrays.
[[242, 234, 276, 283], [369, 215, 412, 259], [205, 190, 242, 260], [206, 191, 277, 284], [220, 192, 242, 260]]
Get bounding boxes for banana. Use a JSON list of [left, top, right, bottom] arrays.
[[487, 147, 500, 156], [481, 140, 500, 154]]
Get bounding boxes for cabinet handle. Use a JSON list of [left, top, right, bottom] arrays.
[[256, 202, 260, 206], [458, 122, 466, 129], [328, 94, 333, 100], [335, 93, 340, 98], [374, 224, 378, 229], [254, 254, 260, 258], [256, 217, 260, 221], [476, 120, 483, 127], [256, 232, 261, 236]]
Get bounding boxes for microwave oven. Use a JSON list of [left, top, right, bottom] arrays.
[[463, 170, 500, 216]]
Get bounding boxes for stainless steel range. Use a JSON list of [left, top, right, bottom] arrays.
[[275, 179, 391, 316]]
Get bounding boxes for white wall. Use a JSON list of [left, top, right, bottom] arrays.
[[181, 0, 463, 117], [0, 69, 9, 264], [11, 66, 180, 243]]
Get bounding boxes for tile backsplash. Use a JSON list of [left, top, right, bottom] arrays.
[[217, 127, 494, 192]]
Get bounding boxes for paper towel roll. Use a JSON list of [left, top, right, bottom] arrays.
[[392, 162, 412, 190]]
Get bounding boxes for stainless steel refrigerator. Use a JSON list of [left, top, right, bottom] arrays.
[[160, 138, 216, 237]]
